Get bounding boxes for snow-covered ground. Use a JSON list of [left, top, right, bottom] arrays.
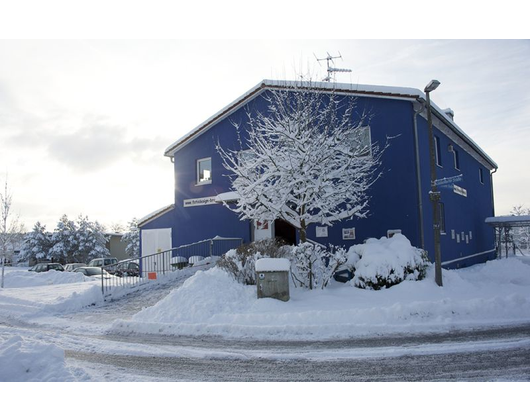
[[112, 257, 530, 340], [1, 257, 530, 382]]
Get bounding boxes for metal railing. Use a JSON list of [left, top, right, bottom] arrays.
[[100, 236, 243, 295]]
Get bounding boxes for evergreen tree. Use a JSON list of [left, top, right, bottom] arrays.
[[122, 218, 140, 258], [19, 222, 52, 263]]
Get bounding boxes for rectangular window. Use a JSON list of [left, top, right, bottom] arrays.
[[439, 202, 446, 234], [479, 167, 484, 184], [348, 126, 371, 157], [197, 157, 212, 185], [453, 149, 460, 170], [435, 136, 442, 167]]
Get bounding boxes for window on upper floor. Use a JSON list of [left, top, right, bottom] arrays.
[[197, 157, 212, 185], [453, 149, 460, 171], [347, 126, 372, 157], [479, 167, 484, 184], [435, 136, 442, 167]]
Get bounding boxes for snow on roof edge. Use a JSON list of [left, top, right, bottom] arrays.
[[164, 79, 497, 169], [138, 204, 175, 227]]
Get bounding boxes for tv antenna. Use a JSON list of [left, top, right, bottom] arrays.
[[314, 52, 352, 82]]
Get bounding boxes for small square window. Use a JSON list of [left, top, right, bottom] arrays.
[[197, 158, 212, 185]]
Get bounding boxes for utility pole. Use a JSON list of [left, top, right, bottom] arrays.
[[425, 80, 443, 287]]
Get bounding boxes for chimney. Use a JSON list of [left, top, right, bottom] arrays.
[[443, 108, 455, 120]]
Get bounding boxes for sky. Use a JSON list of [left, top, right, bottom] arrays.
[[1, 37, 529, 231]]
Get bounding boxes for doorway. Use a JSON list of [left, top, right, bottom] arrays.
[[274, 219, 296, 245]]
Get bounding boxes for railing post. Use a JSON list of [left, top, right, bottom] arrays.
[[101, 267, 105, 296]]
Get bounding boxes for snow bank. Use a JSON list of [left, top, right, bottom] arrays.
[[0, 280, 104, 319], [0, 335, 78, 381], [112, 257, 530, 340], [2, 269, 87, 288]]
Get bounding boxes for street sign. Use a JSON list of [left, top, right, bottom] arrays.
[[434, 174, 463, 187]]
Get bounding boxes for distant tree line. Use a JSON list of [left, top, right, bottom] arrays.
[[19, 215, 140, 265]]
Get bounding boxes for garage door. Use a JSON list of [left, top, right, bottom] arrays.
[[141, 228, 172, 256]]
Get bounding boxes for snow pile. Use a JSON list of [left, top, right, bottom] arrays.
[[0, 335, 77, 381], [113, 268, 255, 335], [2, 269, 87, 288], [347, 234, 428, 289], [0, 281, 104, 319], [112, 257, 530, 340]]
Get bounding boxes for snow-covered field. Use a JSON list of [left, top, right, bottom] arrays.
[[112, 257, 530, 340], [1, 257, 530, 382]]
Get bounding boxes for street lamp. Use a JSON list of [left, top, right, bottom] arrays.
[[425, 79, 443, 287]]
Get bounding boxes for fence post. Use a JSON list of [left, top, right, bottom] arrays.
[[101, 268, 105, 296], [210, 239, 213, 257]]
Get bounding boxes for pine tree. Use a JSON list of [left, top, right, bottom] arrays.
[[19, 221, 52, 263], [121, 218, 140, 258]]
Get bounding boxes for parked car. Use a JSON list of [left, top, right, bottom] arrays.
[[73, 267, 111, 279], [88, 257, 118, 274], [29, 262, 65, 273], [114, 261, 140, 277], [88, 257, 118, 268], [64, 263, 86, 272]]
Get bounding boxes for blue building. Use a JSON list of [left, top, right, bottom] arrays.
[[139, 80, 498, 269]]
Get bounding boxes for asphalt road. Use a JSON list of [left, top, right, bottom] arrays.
[[66, 324, 530, 381]]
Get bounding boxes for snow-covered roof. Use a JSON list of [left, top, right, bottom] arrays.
[[215, 191, 240, 203], [486, 215, 530, 227], [163, 79, 497, 169], [138, 204, 175, 228]]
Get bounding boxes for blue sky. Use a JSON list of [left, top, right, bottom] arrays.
[[1, 37, 529, 230]]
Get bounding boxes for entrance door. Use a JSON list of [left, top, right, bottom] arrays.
[[253, 220, 273, 241]]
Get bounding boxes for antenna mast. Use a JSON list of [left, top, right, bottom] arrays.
[[314, 52, 352, 82]]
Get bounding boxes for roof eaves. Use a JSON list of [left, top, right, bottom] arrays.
[[138, 204, 175, 228]]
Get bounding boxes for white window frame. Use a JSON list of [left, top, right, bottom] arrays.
[[434, 136, 443, 167], [348, 126, 372, 157], [196, 157, 212, 185], [453, 149, 460, 171]]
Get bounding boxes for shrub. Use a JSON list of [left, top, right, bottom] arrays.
[[348, 234, 429, 290], [290, 242, 347, 290], [217, 238, 289, 285]]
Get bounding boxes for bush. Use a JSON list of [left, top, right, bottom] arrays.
[[347, 234, 429, 290], [217, 238, 289, 285], [290, 242, 347, 290]]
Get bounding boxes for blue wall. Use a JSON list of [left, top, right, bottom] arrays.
[[415, 116, 496, 268], [142, 87, 496, 268]]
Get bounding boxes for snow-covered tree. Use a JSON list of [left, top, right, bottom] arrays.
[[48, 215, 78, 263], [74, 215, 110, 263], [121, 218, 140, 258], [1, 179, 25, 288], [510, 205, 530, 251], [18, 221, 53, 263], [218, 82, 383, 243]]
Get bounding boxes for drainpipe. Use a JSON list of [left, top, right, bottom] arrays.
[[413, 100, 426, 250]]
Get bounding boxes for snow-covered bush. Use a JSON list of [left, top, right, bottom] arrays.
[[217, 238, 289, 285], [290, 242, 347, 290], [348, 234, 429, 290]]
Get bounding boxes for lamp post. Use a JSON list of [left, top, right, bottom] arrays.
[[425, 79, 443, 287]]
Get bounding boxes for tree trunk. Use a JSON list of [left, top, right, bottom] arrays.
[[299, 220, 307, 243]]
